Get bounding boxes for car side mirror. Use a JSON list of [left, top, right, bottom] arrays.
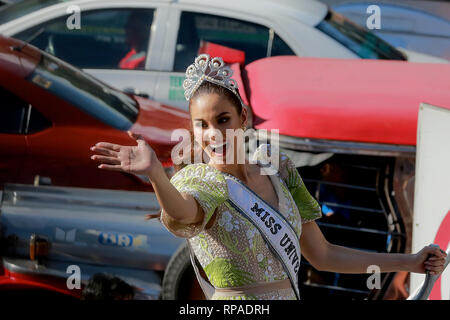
[[198, 40, 245, 65]]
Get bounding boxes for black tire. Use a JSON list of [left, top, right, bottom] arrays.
[[161, 242, 205, 300]]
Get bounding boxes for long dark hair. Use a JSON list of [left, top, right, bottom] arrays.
[[173, 81, 244, 173]]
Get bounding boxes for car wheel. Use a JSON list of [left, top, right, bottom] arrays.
[[161, 242, 205, 300]]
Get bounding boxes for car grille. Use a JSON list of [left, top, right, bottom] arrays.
[[297, 154, 406, 300]]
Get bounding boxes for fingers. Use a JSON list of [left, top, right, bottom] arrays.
[[144, 212, 161, 220], [93, 142, 122, 152], [91, 155, 121, 165], [128, 130, 144, 141], [424, 264, 444, 275], [424, 256, 447, 275], [427, 256, 446, 263], [97, 164, 123, 171], [128, 131, 148, 148], [425, 258, 446, 266], [90, 146, 118, 157], [429, 245, 447, 259]]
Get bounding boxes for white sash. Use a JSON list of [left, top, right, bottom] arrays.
[[188, 174, 301, 300], [225, 177, 301, 300]]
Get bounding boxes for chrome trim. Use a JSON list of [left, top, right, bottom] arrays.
[[277, 135, 416, 157]]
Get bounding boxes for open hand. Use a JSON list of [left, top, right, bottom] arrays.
[[90, 131, 161, 178]]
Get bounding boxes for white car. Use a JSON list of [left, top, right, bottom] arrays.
[[332, 1, 450, 61], [0, 0, 445, 110]]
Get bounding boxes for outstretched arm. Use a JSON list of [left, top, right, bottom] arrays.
[[90, 131, 204, 225], [300, 221, 447, 275], [148, 163, 204, 225]]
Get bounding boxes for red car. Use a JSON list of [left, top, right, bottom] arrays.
[[0, 36, 190, 192]]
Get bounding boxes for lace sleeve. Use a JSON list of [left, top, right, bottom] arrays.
[[279, 151, 322, 224], [160, 164, 228, 238]]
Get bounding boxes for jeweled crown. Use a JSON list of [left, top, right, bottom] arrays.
[[183, 54, 243, 105]]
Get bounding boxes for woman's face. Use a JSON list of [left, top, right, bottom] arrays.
[[190, 92, 246, 164]]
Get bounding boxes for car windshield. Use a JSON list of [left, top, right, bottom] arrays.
[[0, 0, 68, 25], [26, 51, 139, 130], [316, 9, 406, 60]]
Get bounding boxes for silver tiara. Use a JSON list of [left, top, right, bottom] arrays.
[[183, 54, 242, 104]]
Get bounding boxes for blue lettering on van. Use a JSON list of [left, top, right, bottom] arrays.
[[98, 232, 133, 247]]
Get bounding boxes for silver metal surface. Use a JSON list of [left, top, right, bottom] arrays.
[[278, 135, 416, 157], [407, 246, 450, 300], [0, 183, 183, 271]]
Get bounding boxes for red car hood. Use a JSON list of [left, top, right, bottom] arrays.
[[0, 36, 41, 79], [245, 56, 450, 146]]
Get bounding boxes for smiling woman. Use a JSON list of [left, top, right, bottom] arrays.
[[184, 80, 246, 169], [90, 54, 321, 299], [90, 54, 447, 300]]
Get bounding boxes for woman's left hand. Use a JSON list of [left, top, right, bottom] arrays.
[[410, 244, 447, 275]]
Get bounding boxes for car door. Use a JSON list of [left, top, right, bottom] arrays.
[[9, 1, 167, 102], [0, 86, 28, 188], [154, 6, 297, 111], [411, 102, 450, 300]]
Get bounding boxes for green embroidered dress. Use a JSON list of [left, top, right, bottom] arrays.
[[161, 144, 322, 300]]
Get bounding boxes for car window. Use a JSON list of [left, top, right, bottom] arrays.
[[271, 33, 295, 56], [0, 86, 27, 134], [173, 12, 295, 71], [27, 106, 52, 134], [316, 9, 406, 60], [0, 0, 64, 25], [14, 8, 154, 70], [174, 12, 272, 72], [27, 52, 139, 130]]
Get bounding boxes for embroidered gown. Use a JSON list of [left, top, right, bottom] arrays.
[[161, 144, 322, 300]]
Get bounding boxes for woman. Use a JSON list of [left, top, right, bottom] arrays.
[[90, 54, 447, 300]]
